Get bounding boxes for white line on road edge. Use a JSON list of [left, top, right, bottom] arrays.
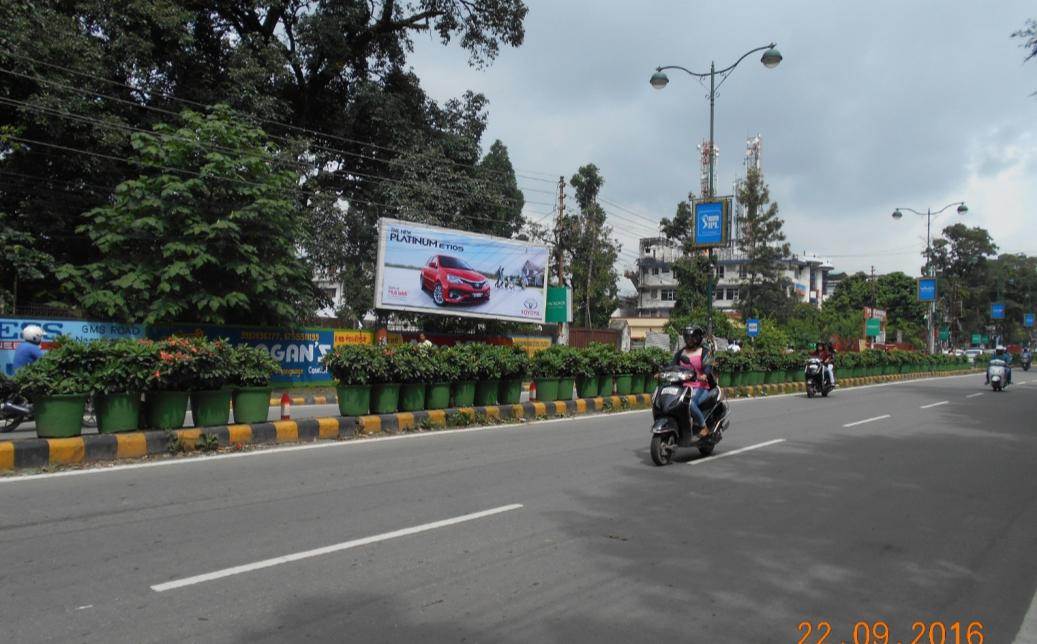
[[688, 439, 786, 466], [151, 504, 523, 592], [920, 401, 949, 409], [842, 414, 891, 428], [966, 393, 984, 398], [1014, 583, 1037, 643]]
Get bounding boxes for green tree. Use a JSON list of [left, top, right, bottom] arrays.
[[824, 271, 927, 347], [930, 224, 998, 342], [1014, 18, 1037, 93], [57, 106, 325, 325], [558, 164, 620, 327], [735, 167, 793, 320]]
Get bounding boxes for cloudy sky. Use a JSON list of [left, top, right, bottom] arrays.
[[408, 1, 1036, 292]]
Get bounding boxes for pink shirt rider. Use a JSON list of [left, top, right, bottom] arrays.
[[677, 349, 708, 390]]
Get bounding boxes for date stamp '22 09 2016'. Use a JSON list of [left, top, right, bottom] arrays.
[[797, 620, 985, 644]]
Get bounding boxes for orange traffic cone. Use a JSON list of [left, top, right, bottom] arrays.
[[280, 392, 291, 420]]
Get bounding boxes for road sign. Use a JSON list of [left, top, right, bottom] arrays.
[[691, 197, 732, 248], [971, 333, 982, 345], [917, 277, 937, 302], [939, 327, 949, 342], [746, 318, 760, 338], [991, 302, 1005, 319], [865, 317, 881, 337], [545, 287, 571, 323], [1025, 313, 1035, 328]]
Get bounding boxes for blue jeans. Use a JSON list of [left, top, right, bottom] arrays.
[[688, 387, 709, 428]]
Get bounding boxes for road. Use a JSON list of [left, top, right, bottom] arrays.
[[1, 374, 1035, 643]]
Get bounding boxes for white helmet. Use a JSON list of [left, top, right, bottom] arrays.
[[995, 345, 1006, 352], [21, 325, 44, 345]]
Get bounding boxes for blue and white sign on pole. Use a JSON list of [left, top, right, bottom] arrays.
[[917, 277, 937, 302], [991, 302, 1005, 320], [691, 197, 731, 248], [746, 319, 760, 338], [1025, 312, 1034, 328]]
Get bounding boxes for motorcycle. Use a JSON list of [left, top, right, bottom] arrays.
[[1, 393, 32, 433], [649, 367, 730, 466], [989, 359, 1009, 392], [805, 357, 833, 398], [1022, 352, 1031, 372]]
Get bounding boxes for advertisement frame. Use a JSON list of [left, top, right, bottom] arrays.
[[373, 217, 549, 324], [690, 197, 733, 249], [991, 302, 1005, 320], [916, 277, 937, 303]]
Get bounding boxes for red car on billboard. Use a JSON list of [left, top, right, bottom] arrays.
[[420, 255, 491, 306]]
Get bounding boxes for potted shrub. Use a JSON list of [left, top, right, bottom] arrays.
[[614, 351, 636, 394], [371, 345, 401, 414], [473, 344, 503, 406], [445, 344, 479, 407], [531, 345, 563, 402], [498, 346, 529, 405], [712, 352, 732, 387], [759, 350, 784, 384], [146, 337, 201, 430], [91, 339, 155, 433], [573, 346, 600, 398], [425, 347, 454, 410], [229, 345, 281, 423], [15, 339, 93, 438], [642, 347, 672, 392], [189, 338, 234, 427], [593, 344, 620, 396], [323, 344, 381, 416], [394, 344, 433, 412], [624, 349, 646, 393]]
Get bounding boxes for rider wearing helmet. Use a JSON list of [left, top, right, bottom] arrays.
[[810, 342, 835, 388], [986, 345, 1012, 385], [13, 325, 45, 372], [671, 325, 715, 439]]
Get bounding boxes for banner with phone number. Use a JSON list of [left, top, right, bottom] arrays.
[[1, 317, 146, 378]]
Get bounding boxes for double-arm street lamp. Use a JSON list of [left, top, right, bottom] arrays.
[[650, 43, 782, 337], [890, 202, 969, 353]]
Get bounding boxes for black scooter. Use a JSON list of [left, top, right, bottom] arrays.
[[805, 357, 833, 398], [1, 393, 32, 433], [649, 367, 730, 466]]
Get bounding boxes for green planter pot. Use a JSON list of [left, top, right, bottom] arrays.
[[630, 373, 646, 394], [425, 382, 451, 410], [452, 381, 476, 407], [718, 372, 733, 387], [615, 374, 633, 395], [233, 386, 272, 424], [599, 375, 615, 397], [336, 384, 371, 417], [883, 365, 897, 375], [748, 371, 764, 385], [788, 368, 801, 382], [475, 379, 499, 406], [577, 375, 599, 398], [371, 383, 401, 414], [399, 383, 426, 412], [534, 377, 559, 402], [558, 377, 575, 400], [95, 392, 141, 434], [498, 378, 523, 405], [191, 389, 232, 428], [764, 370, 784, 385], [730, 372, 744, 386], [34, 393, 88, 438], [146, 390, 189, 430]]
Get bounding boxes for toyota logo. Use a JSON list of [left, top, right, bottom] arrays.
[[523, 298, 538, 310]]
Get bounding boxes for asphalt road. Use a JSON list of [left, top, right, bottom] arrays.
[[1, 374, 1035, 643]]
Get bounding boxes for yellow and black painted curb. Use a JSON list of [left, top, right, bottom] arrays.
[[0, 394, 653, 474], [269, 394, 334, 406], [724, 368, 983, 399]]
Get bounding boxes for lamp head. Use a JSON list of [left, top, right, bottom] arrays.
[[957, 203, 968, 215], [892, 209, 904, 220], [761, 47, 783, 69], [650, 70, 669, 90]]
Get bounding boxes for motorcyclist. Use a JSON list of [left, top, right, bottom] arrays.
[[985, 345, 1012, 385], [13, 325, 45, 372], [671, 325, 715, 439], [810, 342, 834, 388], [1022, 346, 1032, 368]]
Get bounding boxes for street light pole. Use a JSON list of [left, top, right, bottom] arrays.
[[891, 201, 968, 354], [650, 43, 782, 340]]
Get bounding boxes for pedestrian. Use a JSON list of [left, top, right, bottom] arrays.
[[418, 332, 433, 348]]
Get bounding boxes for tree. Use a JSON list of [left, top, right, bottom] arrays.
[[735, 167, 793, 320], [557, 164, 620, 328], [930, 224, 998, 342], [1014, 18, 1037, 93], [824, 270, 927, 347], [57, 107, 325, 325]]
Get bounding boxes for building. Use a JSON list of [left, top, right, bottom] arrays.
[[625, 237, 682, 317]]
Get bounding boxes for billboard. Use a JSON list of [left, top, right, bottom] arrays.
[[1025, 313, 1035, 328], [691, 197, 732, 248], [991, 302, 1005, 320], [917, 277, 937, 302], [746, 318, 760, 337], [374, 218, 549, 323], [1, 317, 146, 378]]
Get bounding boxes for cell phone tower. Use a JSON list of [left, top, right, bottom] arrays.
[[697, 139, 717, 197], [733, 134, 763, 244]]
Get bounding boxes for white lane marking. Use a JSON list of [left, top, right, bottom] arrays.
[[688, 439, 785, 466], [920, 401, 949, 409], [0, 408, 651, 484], [1015, 582, 1037, 643], [966, 393, 984, 398], [75, 605, 93, 611], [842, 414, 891, 428], [151, 503, 523, 592]]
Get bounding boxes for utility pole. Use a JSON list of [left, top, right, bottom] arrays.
[[554, 176, 569, 346], [870, 265, 876, 306]]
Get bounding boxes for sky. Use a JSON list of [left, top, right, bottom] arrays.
[[406, 1, 1037, 294]]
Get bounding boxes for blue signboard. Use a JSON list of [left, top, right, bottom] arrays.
[[1, 317, 146, 377], [1025, 313, 1035, 328], [746, 318, 760, 338], [917, 277, 937, 303], [149, 324, 335, 385], [991, 303, 1005, 320], [693, 199, 729, 248]]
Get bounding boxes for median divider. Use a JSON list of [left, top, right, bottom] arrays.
[[723, 368, 982, 399], [0, 394, 653, 474]]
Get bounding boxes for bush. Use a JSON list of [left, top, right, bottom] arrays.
[[643, 347, 674, 373], [14, 337, 95, 399], [443, 343, 482, 381], [498, 345, 530, 380], [531, 345, 565, 378], [150, 336, 230, 391], [585, 343, 620, 375], [89, 339, 158, 395], [390, 343, 437, 383], [557, 345, 592, 378], [228, 345, 281, 387], [322, 344, 386, 385]]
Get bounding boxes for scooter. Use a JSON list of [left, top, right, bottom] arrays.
[[805, 357, 834, 398], [649, 367, 730, 466], [989, 359, 1009, 392], [1, 394, 32, 433], [1022, 351, 1031, 372]]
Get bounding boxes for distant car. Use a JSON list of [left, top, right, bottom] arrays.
[[420, 255, 491, 306], [964, 349, 982, 363]]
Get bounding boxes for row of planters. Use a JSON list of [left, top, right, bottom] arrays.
[[12, 337, 280, 438], [529, 344, 672, 402], [712, 348, 973, 387], [323, 343, 530, 415]]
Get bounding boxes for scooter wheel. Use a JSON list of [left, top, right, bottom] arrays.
[[698, 444, 715, 457], [650, 434, 675, 466]]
